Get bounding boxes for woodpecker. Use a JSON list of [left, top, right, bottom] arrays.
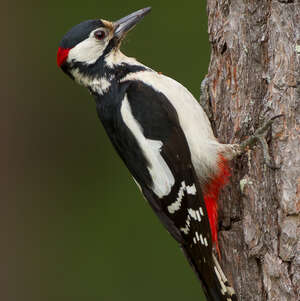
[[57, 7, 279, 301]]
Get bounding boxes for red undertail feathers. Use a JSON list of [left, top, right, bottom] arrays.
[[203, 154, 231, 254]]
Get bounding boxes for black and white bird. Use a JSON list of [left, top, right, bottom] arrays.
[[57, 7, 279, 301]]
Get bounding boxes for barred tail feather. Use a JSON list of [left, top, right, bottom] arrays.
[[212, 254, 237, 301], [181, 247, 237, 301]]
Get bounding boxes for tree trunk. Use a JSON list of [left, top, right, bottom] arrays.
[[203, 1, 300, 300]]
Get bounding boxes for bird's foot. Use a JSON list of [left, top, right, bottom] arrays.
[[227, 115, 284, 169]]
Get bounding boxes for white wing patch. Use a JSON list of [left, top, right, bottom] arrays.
[[120, 70, 222, 185], [121, 95, 175, 198]]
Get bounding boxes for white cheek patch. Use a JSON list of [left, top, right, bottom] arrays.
[[68, 36, 108, 65], [121, 95, 175, 198]]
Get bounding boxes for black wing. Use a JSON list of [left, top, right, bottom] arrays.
[[96, 79, 235, 301]]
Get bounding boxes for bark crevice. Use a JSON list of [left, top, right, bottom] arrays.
[[205, 1, 300, 300]]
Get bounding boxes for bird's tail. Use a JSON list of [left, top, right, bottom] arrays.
[[182, 247, 237, 301], [210, 254, 237, 301]]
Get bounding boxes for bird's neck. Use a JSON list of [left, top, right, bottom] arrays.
[[104, 50, 145, 70], [70, 50, 148, 95]]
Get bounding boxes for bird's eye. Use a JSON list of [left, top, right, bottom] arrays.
[[94, 30, 106, 40]]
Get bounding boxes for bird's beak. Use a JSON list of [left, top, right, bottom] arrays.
[[114, 7, 152, 40]]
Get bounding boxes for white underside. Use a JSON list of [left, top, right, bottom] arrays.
[[121, 69, 223, 187]]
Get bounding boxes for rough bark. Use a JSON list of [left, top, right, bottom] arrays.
[[203, 1, 300, 300]]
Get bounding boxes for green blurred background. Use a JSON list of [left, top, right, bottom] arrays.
[[6, 1, 210, 300]]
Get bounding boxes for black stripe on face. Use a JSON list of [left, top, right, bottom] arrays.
[[59, 20, 104, 49]]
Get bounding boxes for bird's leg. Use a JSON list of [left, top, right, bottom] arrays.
[[223, 115, 284, 169]]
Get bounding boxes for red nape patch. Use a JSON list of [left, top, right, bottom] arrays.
[[204, 154, 231, 255], [57, 47, 70, 67]]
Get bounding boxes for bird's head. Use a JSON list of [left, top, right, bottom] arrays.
[[57, 7, 151, 85]]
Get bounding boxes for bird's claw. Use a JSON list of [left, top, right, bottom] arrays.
[[238, 114, 284, 169], [257, 135, 280, 169]]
